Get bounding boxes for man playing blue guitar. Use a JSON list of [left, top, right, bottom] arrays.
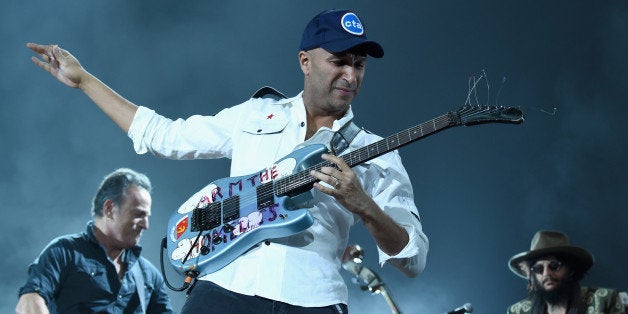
[[27, 9, 429, 313]]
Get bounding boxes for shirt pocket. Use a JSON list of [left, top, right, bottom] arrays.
[[239, 110, 289, 135], [73, 262, 109, 291], [233, 110, 291, 172], [60, 261, 110, 303]]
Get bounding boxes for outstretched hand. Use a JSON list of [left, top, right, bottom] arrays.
[[26, 43, 85, 88], [26, 42, 138, 132]]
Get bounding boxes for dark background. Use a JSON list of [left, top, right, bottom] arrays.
[[2, 1, 626, 313]]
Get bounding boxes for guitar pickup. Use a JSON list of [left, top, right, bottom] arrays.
[[191, 195, 241, 231], [257, 181, 274, 209], [191, 202, 222, 231], [222, 196, 240, 223]]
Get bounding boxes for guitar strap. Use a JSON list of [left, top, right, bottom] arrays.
[[330, 120, 362, 155], [251, 86, 288, 100], [251, 86, 362, 155], [131, 260, 147, 313]]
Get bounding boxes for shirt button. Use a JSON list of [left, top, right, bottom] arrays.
[[300, 122, 305, 127]]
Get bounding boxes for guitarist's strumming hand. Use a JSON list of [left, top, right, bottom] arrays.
[[310, 154, 409, 256]]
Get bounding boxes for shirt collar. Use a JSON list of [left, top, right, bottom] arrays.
[[85, 220, 142, 263]]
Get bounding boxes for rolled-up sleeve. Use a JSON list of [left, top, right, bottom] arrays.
[[18, 239, 67, 306], [363, 151, 429, 277]]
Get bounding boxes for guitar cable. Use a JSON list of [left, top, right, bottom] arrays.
[[160, 237, 199, 292]]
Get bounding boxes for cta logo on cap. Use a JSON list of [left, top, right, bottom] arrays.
[[341, 12, 364, 36], [299, 9, 384, 58]]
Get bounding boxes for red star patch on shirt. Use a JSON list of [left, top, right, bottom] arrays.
[[267, 113, 274, 119]]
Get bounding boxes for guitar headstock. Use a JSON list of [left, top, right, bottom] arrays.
[[453, 105, 524, 126]]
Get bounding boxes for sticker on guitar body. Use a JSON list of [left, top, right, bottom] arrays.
[[169, 159, 297, 262], [176, 159, 296, 215], [170, 210, 271, 261]]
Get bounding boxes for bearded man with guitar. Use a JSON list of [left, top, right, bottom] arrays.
[[27, 9, 522, 313]]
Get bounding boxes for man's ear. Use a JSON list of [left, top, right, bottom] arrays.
[[298, 51, 310, 75], [103, 199, 116, 219]]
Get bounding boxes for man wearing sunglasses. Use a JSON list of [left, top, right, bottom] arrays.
[[506, 230, 624, 314]]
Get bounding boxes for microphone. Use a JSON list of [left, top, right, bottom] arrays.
[[446, 303, 473, 314]]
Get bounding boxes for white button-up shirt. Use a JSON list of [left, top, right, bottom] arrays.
[[128, 92, 428, 307]]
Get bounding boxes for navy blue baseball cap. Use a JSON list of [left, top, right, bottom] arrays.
[[299, 9, 384, 58]]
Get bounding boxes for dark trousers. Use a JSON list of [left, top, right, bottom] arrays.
[[181, 281, 348, 314]]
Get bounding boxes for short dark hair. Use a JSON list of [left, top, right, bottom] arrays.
[[91, 168, 152, 217]]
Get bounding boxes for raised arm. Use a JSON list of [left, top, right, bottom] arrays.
[[26, 43, 138, 133]]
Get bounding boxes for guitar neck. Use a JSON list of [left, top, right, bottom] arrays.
[[341, 113, 455, 167], [273, 104, 524, 197], [274, 112, 457, 197]]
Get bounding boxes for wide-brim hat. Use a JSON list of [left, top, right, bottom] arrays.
[[508, 230, 594, 279], [299, 9, 384, 58]]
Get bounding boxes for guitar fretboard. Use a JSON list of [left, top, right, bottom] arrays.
[[271, 104, 523, 198], [273, 112, 457, 197]]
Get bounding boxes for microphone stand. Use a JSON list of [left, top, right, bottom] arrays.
[[377, 286, 400, 314], [342, 245, 401, 314]]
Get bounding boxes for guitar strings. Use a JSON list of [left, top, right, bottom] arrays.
[[205, 106, 495, 224], [264, 113, 457, 199], [273, 105, 497, 196]]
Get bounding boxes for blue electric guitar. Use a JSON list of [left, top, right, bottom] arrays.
[[165, 105, 524, 277]]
